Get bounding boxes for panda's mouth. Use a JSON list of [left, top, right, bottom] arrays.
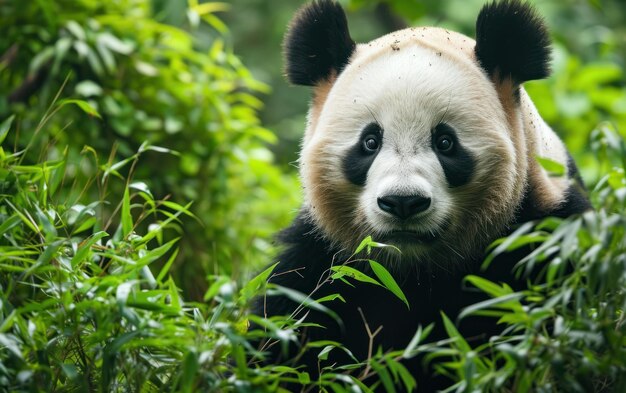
[[383, 230, 438, 244]]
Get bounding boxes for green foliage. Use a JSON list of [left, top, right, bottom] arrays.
[[0, 110, 416, 392], [0, 0, 300, 298], [525, 48, 626, 181], [328, 237, 408, 308], [1, 114, 194, 390], [0, 107, 433, 392], [432, 126, 626, 392]]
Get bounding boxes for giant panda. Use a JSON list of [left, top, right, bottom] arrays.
[[253, 0, 591, 390]]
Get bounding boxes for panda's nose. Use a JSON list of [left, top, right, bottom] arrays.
[[377, 195, 431, 219]]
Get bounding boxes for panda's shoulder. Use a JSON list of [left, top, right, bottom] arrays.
[[269, 212, 338, 288]]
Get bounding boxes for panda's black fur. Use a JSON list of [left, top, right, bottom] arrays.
[[475, 0, 552, 84], [284, 0, 355, 86], [516, 154, 591, 222], [252, 0, 591, 391]]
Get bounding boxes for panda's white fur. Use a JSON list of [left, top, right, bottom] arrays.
[[300, 26, 569, 267]]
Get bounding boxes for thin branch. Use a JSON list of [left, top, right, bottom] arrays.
[[357, 307, 383, 380]]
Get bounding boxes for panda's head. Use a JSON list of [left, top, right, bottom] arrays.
[[287, 0, 562, 267]]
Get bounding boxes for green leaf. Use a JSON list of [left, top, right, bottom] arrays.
[[355, 236, 374, 254], [134, 238, 179, 269], [121, 186, 132, 237], [316, 293, 346, 303], [192, 1, 230, 15], [160, 200, 196, 218], [386, 357, 416, 392], [48, 147, 68, 196], [97, 31, 134, 55], [73, 216, 96, 234], [0, 334, 22, 359], [464, 275, 511, 298], [270, 286, 340, 324], [204, 276, 233, 301], [457, 292, 525, 321], [297, 371, 311, 385], [142, 144, 179, 155], [353, 236, 401, 256], [0, 311, 18, 333], [369, 260, 409, 309], [29, 46, 54, 73], [156, 247, 180, 283], [57, 99, 102, 119], [61, 364, 79, 380], [441, 312, 471, 354], [0, 215, 21, 237], [70, 231, 108, 268], [166, 277, 182, 311], [370, 359, 397, 393], [402, 324, 434, 359], [318, 345, 334, 360], [138, 202, 193, 244], [25, 240, 64, 277], [66, 20, 86, 41], [0, 115, 15, 145], [116, 282, 135, 304], [102, 330, 142, 390], [75, 80, 103, 97], [330, 265, 381, 287], [535, 156, 566, 176], [482, 221, 535, 269], [85, 46, 105, 76], [96, 39, 116, 73], [239, 262, 278, 304]]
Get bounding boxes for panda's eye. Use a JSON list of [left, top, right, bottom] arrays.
[[363, 135, 380, 153], [435, 134, 454, 154]]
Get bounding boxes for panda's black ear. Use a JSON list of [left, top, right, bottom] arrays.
[[284, 0, 356, 86], [475, 0, 551, 84]]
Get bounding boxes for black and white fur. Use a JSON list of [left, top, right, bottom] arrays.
[[254, 0, 590, 390]]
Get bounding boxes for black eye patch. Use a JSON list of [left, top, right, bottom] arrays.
[[343, 122, 383, 186], [431, 123, 475, 187]]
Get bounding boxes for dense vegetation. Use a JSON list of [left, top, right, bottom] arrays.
[[0, 0, 299, 299], [1, 0, 625, 391]]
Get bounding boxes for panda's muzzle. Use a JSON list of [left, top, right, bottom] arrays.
[[377, 194, 431, 220], [383, 230, 438, 244]]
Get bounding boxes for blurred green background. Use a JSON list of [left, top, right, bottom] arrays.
[[1, 0, 624, 300]]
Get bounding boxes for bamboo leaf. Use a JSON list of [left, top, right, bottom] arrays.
[[330, 265, 381, 287], [464, 275, 511, 298], [458, 293, 525, 321], [441, 312, 471, 354], [58, 99, 102, 119], [369, 260, 409, 309], [536, 156, 566, 176], [355, 236, 373, 254], [121, 187, 132, 237], [70, 231, 109, 268], [0, 115, 14, 145], [239, 262, 278, 303]]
